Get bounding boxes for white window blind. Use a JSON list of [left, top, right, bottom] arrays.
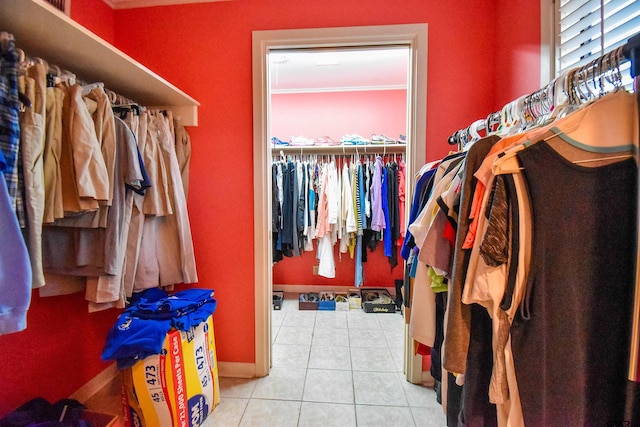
[[44, 0, 70, 15], [558, 0, 640, 88]]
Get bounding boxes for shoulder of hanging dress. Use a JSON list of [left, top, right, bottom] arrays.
[[492, 145, 526, 175]]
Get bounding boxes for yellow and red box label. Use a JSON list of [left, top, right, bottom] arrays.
[[122, 315, 219, 427]]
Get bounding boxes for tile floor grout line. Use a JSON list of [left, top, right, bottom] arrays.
[[214, 295, 444, 426]]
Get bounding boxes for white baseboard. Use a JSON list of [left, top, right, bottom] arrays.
[[274, 284, 395, 295], [69, 363, 119, 403], [218, 362, 256, 379]]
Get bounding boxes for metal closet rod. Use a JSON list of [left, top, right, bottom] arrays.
[[270, 144, 407, 156], [1, 29, 142, 108], [447, 30, 640, 147]]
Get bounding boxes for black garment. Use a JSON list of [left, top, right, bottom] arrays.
[[363, 228, 379, 252], [296, 163, 306, 236], [272, 164, 283, 263], [291, 161, 300, 256], [458, 304, 498, 427], [291, 162, 305, 255], [280, 161, 294, 247], [0, 398, 88, 427], [512, 141, 636, 425], [431, 291, 446, 383], [447, 371, 463, 427]]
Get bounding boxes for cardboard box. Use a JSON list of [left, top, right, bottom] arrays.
[[361, 289, 396, 313], [299, 293, 319, 310], [122, 315, 220, 427], [318, 291, 335, 311], [335, 292, 349, 311], [348, 289, 362, 310], [273, 291, 284, 310]]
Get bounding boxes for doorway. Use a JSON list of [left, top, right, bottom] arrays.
[[252, 24, 428, 379]]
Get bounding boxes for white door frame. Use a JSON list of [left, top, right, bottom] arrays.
[[252, 23, 428, 379]]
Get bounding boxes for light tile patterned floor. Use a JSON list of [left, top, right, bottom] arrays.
[[204, 294, 446, 426]]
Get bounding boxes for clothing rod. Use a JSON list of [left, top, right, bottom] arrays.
[[270, 144, 407, 156], [2, 30, 141, 108], [447, 31, 640, 146]]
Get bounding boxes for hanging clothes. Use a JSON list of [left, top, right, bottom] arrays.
[[0, 38, 197, 318], [271, 152, 404, 286], [18, 61, 46, 288], [404, 56, 640, 426], [0, 37, 21, 215], [0, 36, 31, 334]]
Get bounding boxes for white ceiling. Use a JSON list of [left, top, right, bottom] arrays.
[[269, 47, 409, 93]]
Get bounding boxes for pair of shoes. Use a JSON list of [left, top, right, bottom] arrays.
[[315, 136, 339, 146], [398, 134, 407, 144], [371, 134, 396, 144], [320, 292, 334, 301], [335, 295, 348, 303], [289, 135, 315, 146], [271, 136, 289, 146], [300, 292, 319, 302], [341, 134, 370, 145], [364, 291, 393, 305]]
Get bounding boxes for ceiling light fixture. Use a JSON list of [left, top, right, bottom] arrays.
[[271, 54, 289, 64], [313, 51, 341, 66]]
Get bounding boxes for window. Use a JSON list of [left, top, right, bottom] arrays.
[[44, 0, 70, 15], [556, 0, 640, 88]]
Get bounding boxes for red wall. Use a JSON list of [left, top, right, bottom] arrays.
[[273, 246, 404, 287], [493, 0, 542, 109], [0, 0, 542, 415], [69, 0, 116, 44], [271, 90, 407, 142], [111, 0, 540, 366]]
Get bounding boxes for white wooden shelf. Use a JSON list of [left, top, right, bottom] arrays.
[[0, 0, 200, 126]]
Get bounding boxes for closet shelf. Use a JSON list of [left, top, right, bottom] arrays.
[[271, 143, 407, 156], [0, 0, 200, 126]]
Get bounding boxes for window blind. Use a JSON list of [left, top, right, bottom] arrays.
[[44, 0, 68, 14], [558, 0, 640, 88]]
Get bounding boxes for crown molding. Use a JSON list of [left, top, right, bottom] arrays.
[[103, 0, 232, 10]]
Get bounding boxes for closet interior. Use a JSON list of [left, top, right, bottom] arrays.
[[270, 46, 411, 290], [404, 32, 640, 426]]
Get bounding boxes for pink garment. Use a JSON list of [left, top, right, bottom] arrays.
[[398, 159, 406, 239], [315, 164, 330, 238]]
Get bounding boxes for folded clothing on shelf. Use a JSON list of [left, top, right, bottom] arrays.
[[101, 288, 217, 369]]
